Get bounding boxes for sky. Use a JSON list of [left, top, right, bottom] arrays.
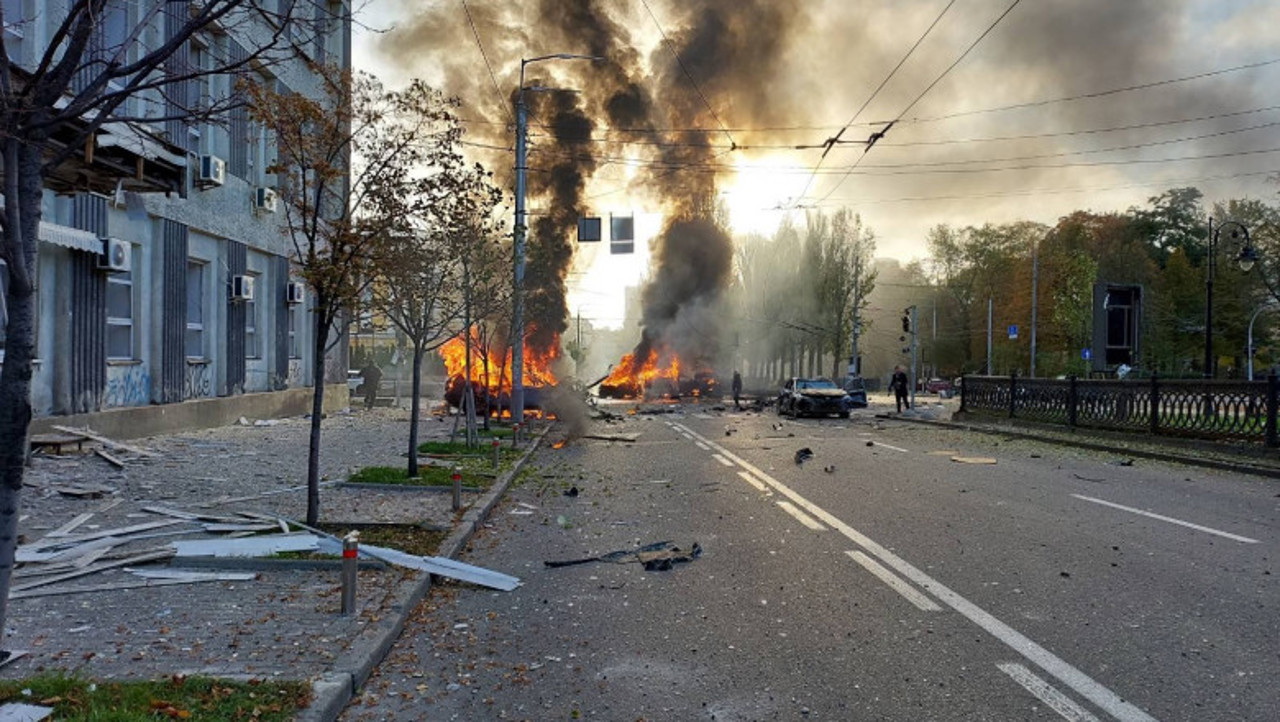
[[351, 0, 1280, 330]]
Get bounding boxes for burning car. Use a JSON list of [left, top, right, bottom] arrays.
[[777, 377, 857, 418]]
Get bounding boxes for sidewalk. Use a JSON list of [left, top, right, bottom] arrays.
[[1, 408, 541, 722]]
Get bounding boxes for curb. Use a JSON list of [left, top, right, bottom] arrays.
[[886, 414, 1280, 480], [300, 426, 547, 722]]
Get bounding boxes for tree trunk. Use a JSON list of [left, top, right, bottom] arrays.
[[0, 142, 44, 646], [407, 343, 423, 478], [306, 306, 330, 526]]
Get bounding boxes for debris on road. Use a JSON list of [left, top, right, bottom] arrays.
[[582, 433, 640, 443], [1110, 458, 1135, 467], [0, 702, 54, 721], [951, 456, 997, 465], [794, 448, 814, 465], [545, 540, 702, 571], [350, 543, 521, 590], [1073, 473, 1106, 483], [563, 486, 580, 498], [823, 465, 836, 474]]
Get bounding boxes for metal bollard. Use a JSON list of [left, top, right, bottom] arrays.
[[451, 470, 462, 511], [340, 532, 358, 616], [492, 439, 501, 469], [511, 423, 520, 448]]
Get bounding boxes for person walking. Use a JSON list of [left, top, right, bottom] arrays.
[[360, 361, 382, 410], [891, 366, 910, 413], [731, 370, 743, 410]]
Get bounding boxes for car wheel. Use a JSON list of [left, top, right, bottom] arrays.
[[778, 400, 786, 416]]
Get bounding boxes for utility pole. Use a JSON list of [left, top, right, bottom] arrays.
[[1030, 238, 1038, 378], [986, 297, 993, 375], [849, 258, 862, 378], [910, 305, 919, 409]]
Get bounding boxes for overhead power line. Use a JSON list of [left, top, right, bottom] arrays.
[[639, 0, 737, 150], [814, 0, 1024, 205], [460, 0, 512, 124]]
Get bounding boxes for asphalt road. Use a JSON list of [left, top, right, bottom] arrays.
[[340, 399, 1278, 721]]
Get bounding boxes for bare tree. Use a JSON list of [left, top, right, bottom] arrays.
[[246, 72, 463, 524], [0, 0, 318, 654]]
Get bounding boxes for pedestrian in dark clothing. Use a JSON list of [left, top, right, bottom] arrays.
[[361, 362, 382, 410], [891, 366, 910, 412], [732, 371, 743, 409]]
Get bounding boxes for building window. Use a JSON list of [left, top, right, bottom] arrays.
[[245, 272, 260, 359], [105, 244, 135, 359], [288, 301, 302, 359], [185, 261, 205, 359]]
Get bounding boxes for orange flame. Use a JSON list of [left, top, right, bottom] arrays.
[[600, 349, 682, 398], [440, 329, 559, 395]]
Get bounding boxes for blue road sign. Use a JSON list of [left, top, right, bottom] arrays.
[[1008, 324, 1018, 339], [1082, 348, 1092, 360]]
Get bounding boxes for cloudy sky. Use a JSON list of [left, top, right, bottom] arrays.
[[353, 0, 1280, 329]]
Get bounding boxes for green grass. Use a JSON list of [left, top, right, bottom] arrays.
[[0, 674, 309, 721], [315, 523, 448, 556], [348, 465, 459, 486]]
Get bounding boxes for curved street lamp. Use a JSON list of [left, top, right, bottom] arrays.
[[511, 53, 601, 423], [1204, 219, 1257, 378]]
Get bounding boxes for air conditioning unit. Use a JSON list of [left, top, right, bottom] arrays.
[[231, 274, 255, 301], [253, 186, 278, 213], [97, 238, 131, 273], [286, 281, 306, 305], [196, 155, 225, 187]]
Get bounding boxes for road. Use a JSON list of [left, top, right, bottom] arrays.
[[340, 399, 1278, 721]]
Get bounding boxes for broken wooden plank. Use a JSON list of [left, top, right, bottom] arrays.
[[144, 506, 245, 524], [171, 532, 319, 558], [354, 543, 520, 591], [46, 513, 94, 538], [21, 519, 185, 552], [10, 549, 174, 592], [51, 485, 112, 499], [50, 425, 158, 458], [29, 433, 88, 455], [93, 448, 125, 468], [951, 456, 998, 465]]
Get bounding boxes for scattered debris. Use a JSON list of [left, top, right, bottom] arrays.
[[582, 433, 640, 443], [253, 419, 282, 427], [46, 513, 95, 538], [0, 702, 54, 721], [28, 432, 88, 455], [794, 448, 814, 465], [172, 533, 318, 558], [50, 425, 157, 458], [51, 484, 113, 499], [823, 465, 836, 474], [351, 543, 521, 591], [545, 540, 702, 571], [865, 441, 874, 447], [556, 515, 572, 529], [127, 568, 257, 582], [928, 450, 959, 456], [93, 448, 126, 468], [951, 456, 997, 465], [563, 486, 579, 498], [1073, 474, 1106, 483], [1110, 458, 1135, 467]]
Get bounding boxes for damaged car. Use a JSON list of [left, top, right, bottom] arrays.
[[777, 377, 858, 418]]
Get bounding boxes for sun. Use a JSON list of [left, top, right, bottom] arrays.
[[718, 153, 813, 236]]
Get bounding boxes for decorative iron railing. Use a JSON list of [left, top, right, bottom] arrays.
[[959, 374, 1280, 446]]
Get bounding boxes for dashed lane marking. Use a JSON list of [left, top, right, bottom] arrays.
[[846, 551, 941, 612], [695, 441, 709, 450], [777, 501, 825, 530], [736, 470, 771, 493], [711, 453, 735, 467], [1072, 494, 1260, 544], [998, 662, 1103, 722], [869, 440, 909, 453]]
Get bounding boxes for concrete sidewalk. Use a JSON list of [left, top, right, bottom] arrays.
[[1, 410, 543, 722]]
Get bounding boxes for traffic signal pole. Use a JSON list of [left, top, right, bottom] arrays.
[[910, 305, 919, 409]]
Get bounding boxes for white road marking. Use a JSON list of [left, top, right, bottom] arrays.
[[777, 501, 825, 530], [673, 422, 1158, 722], [695, 441, 710, 450], [711, 453, 735, 467], [846, 551, 941, 612], [736, 470, 770, 492], [998, 662, 1102, 722], [1072, 494, 1260, 544], [870, 440, 909, 453]]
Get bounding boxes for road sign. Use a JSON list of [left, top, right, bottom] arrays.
[[1081, 348, 1092, 360], [1008, 324, 1018, 340]]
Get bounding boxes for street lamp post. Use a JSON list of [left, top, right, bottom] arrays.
[[511, 53, 600, 424], [1203, 218, 1258, 379], [1247, 301, 1278, 381]]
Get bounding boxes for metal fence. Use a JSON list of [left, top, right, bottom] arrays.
[[959, 374, 1280, 446]]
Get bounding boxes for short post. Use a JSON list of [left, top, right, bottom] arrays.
[[1149, 373, 1160, 435], [492, 438, 501, 469], [340, 532, 358, 616], [1067, 375, 1078, 428], [1008, 371, 1018, 418], [1267, 373, 1278, 448], [511, 423, 521, 448], [451, 470, 462, 511], [958, 374, 967, 413]]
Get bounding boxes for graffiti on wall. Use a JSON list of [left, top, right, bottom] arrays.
[[288, 359, 305, 388], [105, 365, 151, 408], [185, 362, 213, 399]]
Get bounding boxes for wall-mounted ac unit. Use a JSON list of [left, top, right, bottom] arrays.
[[286, 281, 305, 305], [231, 274, 255, 301], [97, 238, 131, 273], [196, 155, 225, 187], [253, 186, 278, 212]]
